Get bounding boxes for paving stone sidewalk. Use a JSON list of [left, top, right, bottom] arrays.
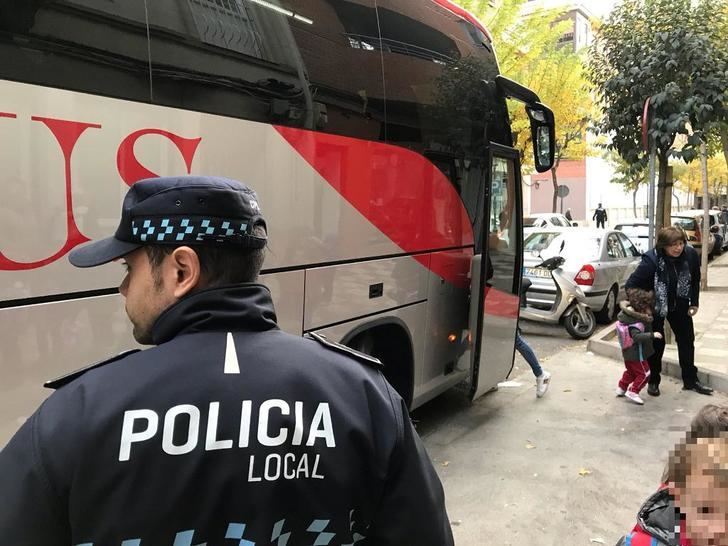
[[589, 251, 728, 391]]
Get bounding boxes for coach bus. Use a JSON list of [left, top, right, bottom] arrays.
[[0, 0, 554, 444]]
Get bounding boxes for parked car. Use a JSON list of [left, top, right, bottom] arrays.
[[671, 211, 717, 256], [614, 222, 650, 254], [522, 228, 641, 324], [524, 212, 576, 236]]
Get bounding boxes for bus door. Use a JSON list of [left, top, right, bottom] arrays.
[[468, 145, 523, 399], [466, 76, 555, 401]]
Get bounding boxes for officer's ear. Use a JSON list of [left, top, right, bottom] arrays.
[[169, 246, 202, 298]]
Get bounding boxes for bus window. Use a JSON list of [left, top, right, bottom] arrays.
[[0, 0, 152, 102], [376, 0, 509, 242], [287, 0, 386, 140], [488, 155, 519, 293], [145, 0, 307, 124]]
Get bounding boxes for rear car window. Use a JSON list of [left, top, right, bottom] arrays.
[[672, 217, 697, 231], [524, 231, 559, 251], [524, 232, 601, 261], [523, 217, 539, 227]]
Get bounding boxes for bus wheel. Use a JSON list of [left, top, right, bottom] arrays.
[[347, 325, 414, 408]]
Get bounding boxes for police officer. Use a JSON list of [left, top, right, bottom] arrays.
[[592, 202, 608, 228], [0, 176, 454, 546]]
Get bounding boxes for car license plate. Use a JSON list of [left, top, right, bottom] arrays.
[[524, 267, 551, 279]]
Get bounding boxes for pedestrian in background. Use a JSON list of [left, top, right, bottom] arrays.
[[625, 226, 712, 396], [593, 203, 608, 228], [615, 288, 662, 405], [0, 176, 454, 546], [615, 404, 728, 546]]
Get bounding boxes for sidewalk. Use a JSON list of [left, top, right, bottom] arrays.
[[589, 251, 728, 391], [420, 344, 728, 546]]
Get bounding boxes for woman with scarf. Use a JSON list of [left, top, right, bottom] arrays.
[[625, 226, 713, 396]]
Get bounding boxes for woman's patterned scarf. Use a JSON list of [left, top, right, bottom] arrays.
[[654, 252, 691, 318]]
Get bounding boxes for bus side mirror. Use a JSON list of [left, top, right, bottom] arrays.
[[526, 102, 555, 173]]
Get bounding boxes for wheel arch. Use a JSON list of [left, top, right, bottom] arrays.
[[341, 317, 415, 408]]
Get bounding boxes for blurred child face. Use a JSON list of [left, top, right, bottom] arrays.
[[673, 440, 728, 545]]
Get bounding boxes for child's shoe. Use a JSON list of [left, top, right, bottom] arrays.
[[625, 391, 644, 405], [615, 387, 626, 397], [536, 370, 551, 398]]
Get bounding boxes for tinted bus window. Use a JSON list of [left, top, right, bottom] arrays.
[[287, 0, 385, 141], [0, 0, 152, 102], [376, 0, 509, 231], [146, 0, 307, 124]]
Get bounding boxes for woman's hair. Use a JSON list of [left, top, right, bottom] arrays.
[[665, 404, 728, 487], [655, 226, 687, 251], [626, 288, 655, 313]]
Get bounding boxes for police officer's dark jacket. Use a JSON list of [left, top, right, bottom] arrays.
[[0, 283, 454, 546]]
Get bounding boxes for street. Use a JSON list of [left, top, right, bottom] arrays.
[[413, 321, 728, 546]]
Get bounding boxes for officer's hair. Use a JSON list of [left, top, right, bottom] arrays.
[[145, 224, 267, 288], [664, 404, 728, 487]]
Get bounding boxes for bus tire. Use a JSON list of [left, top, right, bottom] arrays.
[[346, 323, 414, 408]]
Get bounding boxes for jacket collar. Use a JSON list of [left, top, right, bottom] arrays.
[[151, 283, 278, 345]]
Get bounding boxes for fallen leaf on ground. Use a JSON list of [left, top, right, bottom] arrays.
[[526, 443, 536, 449], [563, 389, 572, 392], [450, 520, 462, 526], [441, 461, 450, 467], [578, 468, 592, 477], [590, 539, 605, 544]]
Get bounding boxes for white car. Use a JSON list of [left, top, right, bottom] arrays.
[[523, 212, 575, 235], [614, 222, 649, 254]]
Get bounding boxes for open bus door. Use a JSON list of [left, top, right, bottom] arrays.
[[468, 77, 555, 401]]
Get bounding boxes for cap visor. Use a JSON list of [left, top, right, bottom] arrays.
[[68, 237, 142, 268]]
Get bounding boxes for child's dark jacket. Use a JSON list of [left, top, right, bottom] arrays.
[[617, 302, 655, 361]]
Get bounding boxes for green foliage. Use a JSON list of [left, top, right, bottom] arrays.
[[587, 0, 728, 165], [609, 152, 647, 191], [459, 0, 592, 169]]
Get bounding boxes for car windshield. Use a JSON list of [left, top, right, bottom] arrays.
[[524, 232, 601, 260], [523, 217, 539, 227], [672, 217, 696, 231]]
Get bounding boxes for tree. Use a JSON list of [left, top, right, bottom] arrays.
[[673, 154, 728, 203], [460, 0, 592, 211], [587, 0, 728, 230]]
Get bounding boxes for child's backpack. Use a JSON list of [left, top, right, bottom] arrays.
[[616, 321, 644, 350]]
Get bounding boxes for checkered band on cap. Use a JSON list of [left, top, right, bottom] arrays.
[[131, 216, 264, 247]]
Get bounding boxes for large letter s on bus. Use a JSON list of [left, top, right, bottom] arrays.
[[116, 129, 202, 186], [0, 116, 99, 271]]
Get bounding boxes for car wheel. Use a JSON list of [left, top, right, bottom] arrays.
[[596, 286, 618, 324]]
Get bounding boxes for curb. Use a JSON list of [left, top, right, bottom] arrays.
[[587, 324, 728, 393]]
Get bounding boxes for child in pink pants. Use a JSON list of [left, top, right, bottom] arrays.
[[616, 289, 662, 405]]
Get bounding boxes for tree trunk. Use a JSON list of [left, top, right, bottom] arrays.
[[655, 151, 669, 230], [663, 165, 673, 227], [551, 166, 558, 213], [721, 124, 728, 171], [632, 186, 638, 218]]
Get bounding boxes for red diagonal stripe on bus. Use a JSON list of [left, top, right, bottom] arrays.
[[273, 126, 474, 287]]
